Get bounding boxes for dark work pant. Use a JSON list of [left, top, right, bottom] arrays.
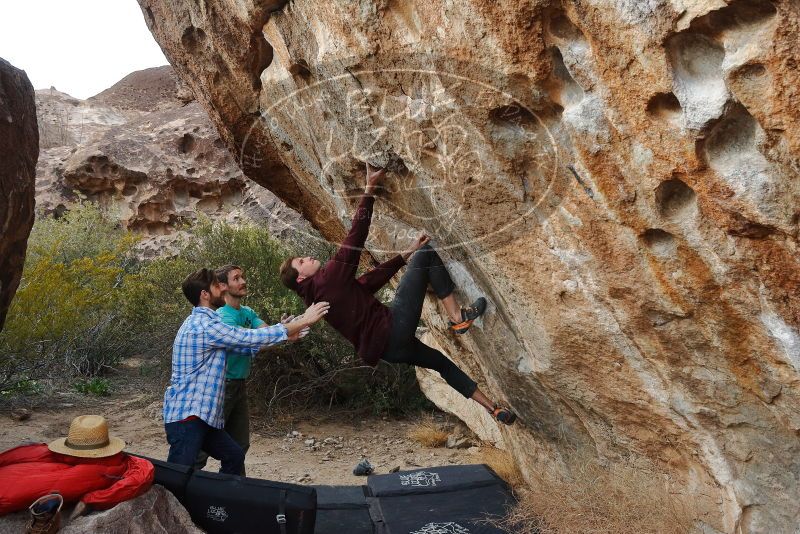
[[194, 380, 249, 475], [165, 418, 245, 475], [382, 244, 478, 398]]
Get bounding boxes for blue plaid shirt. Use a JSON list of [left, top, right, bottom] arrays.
[[163, 306, 288, 428]]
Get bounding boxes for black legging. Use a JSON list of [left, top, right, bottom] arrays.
[[381, 244, 478, 398]]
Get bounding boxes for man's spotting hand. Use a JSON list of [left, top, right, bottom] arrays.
[[282, 313, 309, 341], [365, 162, 386, 195], [401, 233, 431, 262], [283, 301, 330, 338]]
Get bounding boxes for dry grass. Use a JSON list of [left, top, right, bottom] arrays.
[[498, 451, 696, 534], [406, 415, 449, 447], [477, 445, 526, 489]]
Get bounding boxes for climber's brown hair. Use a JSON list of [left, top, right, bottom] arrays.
[[279, 257, 299, 290]]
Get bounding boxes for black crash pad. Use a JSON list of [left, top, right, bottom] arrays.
[[137, 455, 193, 501], [315, 484, 368, 509], [371, 484, 514, 534], [315, 507, 375, 533], [184, 470, 316, 534], [134, 454, 316, 534], [315, 465, 513, 534], [138, 457, 513, 534], [366, 464, 505, 497], [313, 485, 374, 534]]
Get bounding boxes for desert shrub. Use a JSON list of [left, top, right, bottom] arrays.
[[0, 204, 140, 391], [25, 202, 138, 266], [478, 446, 525, 489], [407, 414, 450, 447], [1, 204, 429, 415], [0, 379, 43, 399], [347, 363, 434, 415], [252, 344, 433, 417], [119, 253, 194, 358], [73, 377, 112, 396], [498, 451, 695, 534]]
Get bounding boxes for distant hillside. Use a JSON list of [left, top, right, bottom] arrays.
[[34, 66, 313, 255]]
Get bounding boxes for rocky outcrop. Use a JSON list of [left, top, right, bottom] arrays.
[[0, 486, 201, 534], [138, 1, 800, 531], [65, 486, 202, 534], [0, 58, 38, 331], [35, 66, 312, 255]]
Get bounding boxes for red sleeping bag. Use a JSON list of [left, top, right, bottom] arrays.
[[0, 443, 154, 515]]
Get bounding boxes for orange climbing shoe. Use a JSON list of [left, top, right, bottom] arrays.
[[491, 405, 517, 426], [449, 297, 487, 334]]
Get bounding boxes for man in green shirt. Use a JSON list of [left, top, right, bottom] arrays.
[[194, 264, 303, 474]]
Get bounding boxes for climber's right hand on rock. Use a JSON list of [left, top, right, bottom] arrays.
[[365, 162, 386, 194], [402, 233, 431, 262]]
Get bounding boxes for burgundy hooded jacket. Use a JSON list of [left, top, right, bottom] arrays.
[[296, 194, 405, 365]]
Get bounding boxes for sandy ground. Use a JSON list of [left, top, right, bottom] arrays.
[[0, 359, 481, 487]]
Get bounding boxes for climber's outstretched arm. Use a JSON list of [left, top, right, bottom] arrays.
[[328, 164, 386, 276]]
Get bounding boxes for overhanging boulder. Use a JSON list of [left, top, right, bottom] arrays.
[[136, 1, 800, 530], [0, 58, 37, 331]]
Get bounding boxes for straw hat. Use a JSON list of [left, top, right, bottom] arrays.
[[48, 415, 125, 458]]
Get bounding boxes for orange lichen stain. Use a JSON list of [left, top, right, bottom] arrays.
[[651, 238, 773, 402], [749, 237, 800, 329], [641, 250, 692, 313]]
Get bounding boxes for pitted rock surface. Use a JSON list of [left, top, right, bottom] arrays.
[[137, 1, 800, 530], [0, 58, 38, 331], [35, 66, 312, 256]]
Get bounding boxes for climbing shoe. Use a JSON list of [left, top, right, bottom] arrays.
[[27, 493, 62, 534], [491, 405, 517, 426], [449, 297, 487, 334]]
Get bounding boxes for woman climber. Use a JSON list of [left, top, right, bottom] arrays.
[[279, 163, 516, 425]]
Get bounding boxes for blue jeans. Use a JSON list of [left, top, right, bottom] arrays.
[[194, 380, 250, 475], [165, 418, 245, 475]]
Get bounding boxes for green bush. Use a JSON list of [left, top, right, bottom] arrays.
[[0, 204, 430, 415], [0, 379, 43, 399], [73, 377, 112, 396], [0, 204, 140, 388], [24, 202, 140, 273]]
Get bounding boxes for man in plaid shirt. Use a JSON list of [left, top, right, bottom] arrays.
[[163, 268, 329, 474]]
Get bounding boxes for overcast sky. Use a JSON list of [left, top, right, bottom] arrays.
[[0, 0, 169, 99]]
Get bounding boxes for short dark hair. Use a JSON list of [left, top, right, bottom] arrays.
[[215, 264, 242, 285], [182, 268, 216, 306], [279, 257, 299, 290]]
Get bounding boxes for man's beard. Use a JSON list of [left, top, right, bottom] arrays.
[[210, 295, 227, 309]]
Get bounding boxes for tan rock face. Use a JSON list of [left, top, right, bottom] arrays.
[[138, 1, 800, 530], [35, 66, 312, 255], [0, 58, 38, 330]]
